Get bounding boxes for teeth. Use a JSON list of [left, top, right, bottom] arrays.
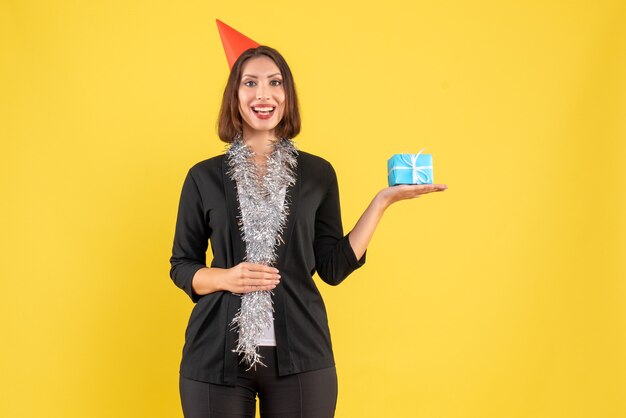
[[253, 107, 274, 112]]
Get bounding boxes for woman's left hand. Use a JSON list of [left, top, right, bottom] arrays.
[[376, 183, 448, 208]]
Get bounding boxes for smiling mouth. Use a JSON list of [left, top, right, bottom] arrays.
[[251, 106, 276, 115]]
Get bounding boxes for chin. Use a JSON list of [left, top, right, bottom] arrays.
[[244, 119, 281, 135]]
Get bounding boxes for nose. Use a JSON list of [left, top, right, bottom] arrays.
[[256, 83, 269, 100]]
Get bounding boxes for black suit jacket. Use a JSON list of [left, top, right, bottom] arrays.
[[169, 150, 366, 385]]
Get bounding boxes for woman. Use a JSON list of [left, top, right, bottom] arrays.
[[170, 45, 447, 418]]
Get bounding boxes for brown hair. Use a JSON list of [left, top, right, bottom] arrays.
[[217, 45, 301, 143]]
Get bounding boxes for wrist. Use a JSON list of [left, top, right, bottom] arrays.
[[206, 267, 225, 293], [373, 192, 392, 211], [214, 269, 225, 292], [193, 267, 222, 295]]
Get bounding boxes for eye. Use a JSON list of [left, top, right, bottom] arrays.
[[243, 80, 256, 87], [270, 79, 282, 86]]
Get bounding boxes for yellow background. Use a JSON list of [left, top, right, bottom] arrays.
[[1, 1, 625, 417]]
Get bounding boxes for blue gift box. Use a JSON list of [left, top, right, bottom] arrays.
[[387, 149, 434, 186]]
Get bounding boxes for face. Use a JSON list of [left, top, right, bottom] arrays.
[[237, 56, 286, 138]]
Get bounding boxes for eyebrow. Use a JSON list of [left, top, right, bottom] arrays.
[[242, 73, 282, 78]]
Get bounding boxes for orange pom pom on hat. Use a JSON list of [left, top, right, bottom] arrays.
[[215, 19, 260, 70]]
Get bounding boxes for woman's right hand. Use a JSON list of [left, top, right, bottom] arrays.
[[191, 263, 281, 296], [220, 262, 281, 294]]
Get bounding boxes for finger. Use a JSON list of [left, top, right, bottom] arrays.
[[242, 277, 281, 287], [420, 186, 443, 194], [241, 284, 258, 294], [245, 263, 280, 274], [398, 184, 431, 194], [413, 184, 447, 194], [242, 270, 281, 280], [419, 184, 445, 190], [397, 185, 429, 196], [239, 283, 278, 294]]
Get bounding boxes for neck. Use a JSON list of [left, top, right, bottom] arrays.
[[241, 126, 280, 156]]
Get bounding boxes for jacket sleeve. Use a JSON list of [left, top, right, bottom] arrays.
[[169, 169, 211, 303], [314, 162, 366, 286]]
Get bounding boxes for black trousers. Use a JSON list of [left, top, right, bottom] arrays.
[[179, 346, 338, 418]]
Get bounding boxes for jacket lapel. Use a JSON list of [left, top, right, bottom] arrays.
[[276, 153, 300, 262], [222, 155, 247, 264]]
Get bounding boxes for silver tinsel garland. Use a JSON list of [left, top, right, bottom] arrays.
[[226, 135, 298, 369]]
